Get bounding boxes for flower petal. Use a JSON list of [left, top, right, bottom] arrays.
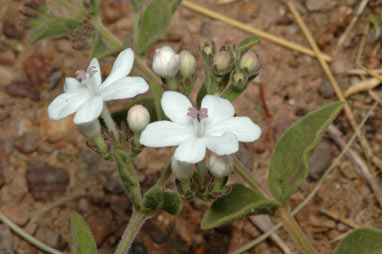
[[174, 137, 206, 164], [101, 77, 149, 101], [201, 95, 235, 127], [207, 117, 261, 142], [205, 132, 239, 156], [140, 121, 193, 147], [161, 91, 193, 125], [88, 58, 102, 86], [48, 92, 89, 120], [63, 77, 84, 92], [73, 96, 104, 125], [102, 48, 134, 88]]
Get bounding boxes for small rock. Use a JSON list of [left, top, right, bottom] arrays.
[[87, 214, 113, 247], [103, 175, 125, 195], [26, 161, 70, 201], [308, 140, 333, 179], [338, 160, 358, 179], [3, 20, 24, 39], [15, 133, 38, 154], [144, 221, 167, 244], [0, 204, 30, 226], [238, 1, 259, 22], [5, 80, 40, 101], [0, 224, 14, 253], [306, 0, 337, 12], [337, 223, 349, 232], [35, 227, 68, 250], [23, 53, 53, 84], [129, 242, 147, 254], [39, 105, 76, 141], [318, 80, 334, 99], [37, 141, 55, 154], [276, 16, 294, 26], [0, 49, 15, 65]]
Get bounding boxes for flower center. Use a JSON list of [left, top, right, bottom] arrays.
[[76, 66, 101, 96], [187, 107, 208, 137]]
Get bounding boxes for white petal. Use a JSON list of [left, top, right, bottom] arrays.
[[171, 157, 195, 180], [140, 121, 194, 147], [63, 77, 84, 92], [102, 48, 134, 88], [201, 95, 235, 127], [174, 137, 206, 164], [88, 58, 102, 86], [207, 117, 261, 142], [73, 96, 104, 125], [161, 91, 193, 125], [166, 54, 180, 77], [101, 77, 149, 101], [205, 132, 239, 156], [48, 92, 89, 120]]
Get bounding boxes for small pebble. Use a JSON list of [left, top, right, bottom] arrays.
[[0, 224, 14, 253], [0, 204, 29, 226], [87, 214, 113, 247], [5, 80, 40, 101], [3, 20, 24, 39], [15, 133, 38, 154], [35, 227, 68, 250], [318, 80, 334, 99], [308, 140, 333, 179], [129, 242, 147, 254], [103, 175, 125, 195]]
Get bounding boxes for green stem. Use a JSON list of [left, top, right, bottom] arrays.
[[115, 209, 148, 254], [52, 0, 84, 18], [93, 133, 107, 153], [276, 206, 317, 254], [101, 104, 118, 136], [157, 165, 172, 187], [166, 76, 177, 91], [0, 212, 63, 254], [90, 16, 122, 47], [133, 12, 140, 49], [233, 157, 272, 200], [197, 159, 206, 185]]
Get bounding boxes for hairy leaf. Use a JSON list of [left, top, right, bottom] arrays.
[[238, 36, 261, 51], [162, 190, 183, 216], [90, 32, 109, 58], [29, 17, 82, 42], [336, 228, 382, 254], [201, 184, 279, 229], [71, 212, 97, 254], [268, 102, 344, 204]]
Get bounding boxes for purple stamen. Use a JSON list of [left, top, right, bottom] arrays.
[[87, 66, 97, 78], [199, 108, 208, 119], [187, 107, 199, 119], [76, 70, 87, 81]]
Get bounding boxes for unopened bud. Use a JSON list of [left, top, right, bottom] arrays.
[[77, 120, 101, 139], [213, 52, 230, 72], [179, 50, 195, 77], [233, 72, 246, 84], [208, 153, 233, 177], [240, 52, 258, 72], [152, 46, 180, 77], [127, 105, 150, 133], [171, 156, 195, 180]]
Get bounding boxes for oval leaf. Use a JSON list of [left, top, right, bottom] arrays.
[[201, 184, 279, 229], [238, 36, 261, 51], [29, 17, 82, 42], [136, 0, 181, 54], [162, 190, 183, 216], [71, 212, 97, 254], [336, 228, 382, 254], [268, 101, 344, 204]]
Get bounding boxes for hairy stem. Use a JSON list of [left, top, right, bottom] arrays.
[[157, 165, 172, 187], [101, 104, 118, 136], [276, 206, 317, 254], [115, 209, 148, 254]]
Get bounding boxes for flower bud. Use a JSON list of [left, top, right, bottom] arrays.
[[76, 120, 101, 139], [171, 156, 195, 180], [213, 52, 230, 72], [179, 50, 195, 77], [233, 72, 246, 83], [208, 153, 234, 178], [152, 46, 180, 77], [127, 105, 150, 133], [239, 52, 258, 72]]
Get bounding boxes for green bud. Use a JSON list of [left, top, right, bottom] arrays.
[[213, 52, 230, 72], [233, 72, 246, 83], [179, 50, 196, 77], [239, 52, 258, 72]]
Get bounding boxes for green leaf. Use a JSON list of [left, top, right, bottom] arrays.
[[162, 190, 183, 216], [29, 17, 82, 42], [143, 187, 165, 212], [136, 0, 181, 54], [88, 0, 100, 15], [112, 97, 158, 127], [268, 102, 344, 204], [201, 184, 279, 229], [129, 0, 145, 11], [149, 80, 164, 120], [90, 32, 109, 59], [71, 212, 97, 254], [336, 228, 382, 254], [238, 36, 261, 51]]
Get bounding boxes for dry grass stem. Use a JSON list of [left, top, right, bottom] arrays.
[[344, 78, 381, 97], [319, 208, 360, 229], [181, 0, 332, 61]]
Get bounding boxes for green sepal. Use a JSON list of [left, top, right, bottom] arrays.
[[201, 184, 280, 229], [238, 36, 261, 51], [143, 187, 165, 212], [336, 228, 382, 254], [268, 101, 344, 204], [162, 190, 183, 216], [136, 0, 181, 54], [196, 80, 207, 108], [29, 17, 82, 42], [71, 211, 97, 254]]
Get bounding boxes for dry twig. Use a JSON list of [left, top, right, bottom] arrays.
[[181, 0, 332, 62], [344, 78, 381, 97], [287, 1, 382, 170], [320, 208, 360, 229]]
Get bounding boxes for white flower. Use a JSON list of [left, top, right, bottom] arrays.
[[140, 91, 261, 164], [152, 46, 180, 77], [127, 104, 150, 132], [48, 48, 149, 125], [208, 153, 234, 178]]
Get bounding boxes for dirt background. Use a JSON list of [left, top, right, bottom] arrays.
[[0, 0, 382, 253]]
